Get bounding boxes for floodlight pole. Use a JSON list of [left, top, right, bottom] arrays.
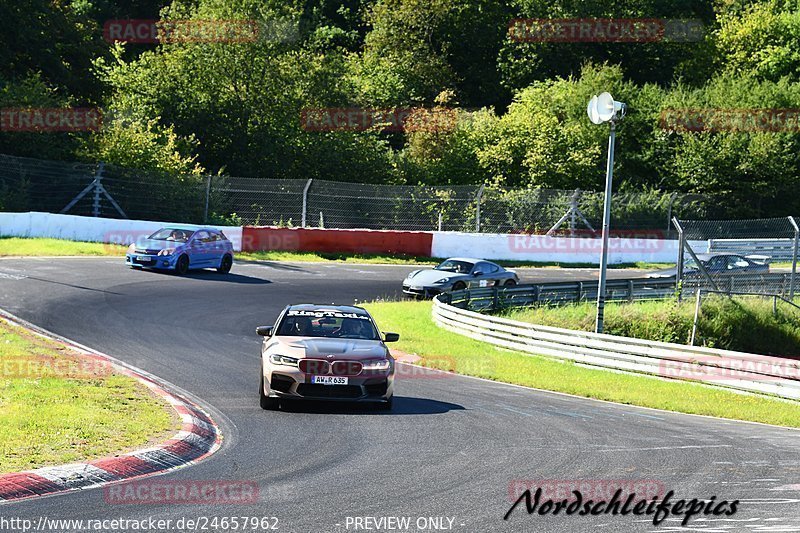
[[595, 121, 616, 334]]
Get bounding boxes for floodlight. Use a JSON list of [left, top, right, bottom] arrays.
[[586, 91, 626, 333], [587, 92, 626, 124]]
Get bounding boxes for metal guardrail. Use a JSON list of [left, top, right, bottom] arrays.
[[682, 272, 796, 297], [708, 238, 796, 261], [441, 278, 677, 312], [432, 296, 800, 401], [439, 273, 795, 313]]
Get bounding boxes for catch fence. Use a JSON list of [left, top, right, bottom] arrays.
[[0, 153, 705, 233], [674, 217, 800, 298]]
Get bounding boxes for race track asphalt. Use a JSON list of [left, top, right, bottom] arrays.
[[0, 257, 799, 533]]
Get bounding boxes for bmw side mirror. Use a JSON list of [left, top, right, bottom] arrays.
[[256, 326, 273, 336], [383, 332, 400, 342]]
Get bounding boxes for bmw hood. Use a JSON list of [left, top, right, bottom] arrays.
[[405, 269, 466, 286], [278, 338, 388, 360]]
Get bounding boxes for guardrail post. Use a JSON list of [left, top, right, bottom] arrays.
[[475, 184, 485, 233], [533, 285, 540, 304], [464, 289, 471, 308], [492, 286, 499, 311], [628, 280, 634, 302], [204, 175, 211, 223], [673, 217, 685, 301], [577, 281, 584, 301], [789, 216, 799, 300], [690, 288, 702, 345], [301, 179, 313, 228]]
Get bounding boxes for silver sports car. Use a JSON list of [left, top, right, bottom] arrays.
[[402, 257, 519, 298]]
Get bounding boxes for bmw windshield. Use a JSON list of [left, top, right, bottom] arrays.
[[276, 310, 379, 340]]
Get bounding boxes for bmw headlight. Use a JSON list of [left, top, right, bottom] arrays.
[[270, 354, 299, 366], [158, 248, 175, 256], [362, 359, 391, 371], [435, 278, 450, 284]]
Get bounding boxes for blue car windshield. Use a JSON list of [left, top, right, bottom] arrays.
[[148, 229, 194, 243], [435, 260, 473, 273]]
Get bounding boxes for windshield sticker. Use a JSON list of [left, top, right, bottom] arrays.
[[287, 310, 370, 320]]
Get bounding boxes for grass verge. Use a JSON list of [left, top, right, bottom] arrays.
[[503, 295, 800, 357], [364, 300, 800, 428], [0, 237, 126, 256], [0, 236, 665, 269], [0, 318, 178, 474]]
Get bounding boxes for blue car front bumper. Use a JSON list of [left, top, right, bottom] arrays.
[[126, 253, 177, 269]]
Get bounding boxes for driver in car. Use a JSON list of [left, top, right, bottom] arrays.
[[336, 318, 365, 338], [293, 316, 313, 336], [167, 230, 183, 241]]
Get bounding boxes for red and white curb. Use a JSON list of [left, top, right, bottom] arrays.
[[0, 309, 222, 503]]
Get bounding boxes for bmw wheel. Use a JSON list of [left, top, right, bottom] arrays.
[[217, 254, 232, 274], [452, 281, 466, 291], [175, 254, 190, 275], [504, 279, 517, 286], [259, 371, 280, 410]]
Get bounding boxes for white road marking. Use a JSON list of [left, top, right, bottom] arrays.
[[598, 444, 733, 452]]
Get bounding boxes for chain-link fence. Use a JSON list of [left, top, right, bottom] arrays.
[[0, 153, 707, 232], [674, 217, 800, 298]]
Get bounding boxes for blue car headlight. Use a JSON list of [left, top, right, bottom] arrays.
[[158, 248, 176, 256]]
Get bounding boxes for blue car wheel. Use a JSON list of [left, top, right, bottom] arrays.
[[217, 254, 233, 274], [175, 254, 190, 275]]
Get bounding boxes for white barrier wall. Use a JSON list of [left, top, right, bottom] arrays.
[[0, 212, 244, 251], [431, 231, 705, 264]]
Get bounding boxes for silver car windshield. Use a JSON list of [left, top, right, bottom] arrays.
[[276, 312, 379, 340], [435, 260, 473, 273]]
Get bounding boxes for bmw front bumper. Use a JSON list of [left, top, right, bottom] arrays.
[[264, 366, 394, 403]]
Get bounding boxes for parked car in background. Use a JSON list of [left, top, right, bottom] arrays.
[[648, 252, 770, 279], [402, 257, 518, 298], [126, 227, 234, 275]]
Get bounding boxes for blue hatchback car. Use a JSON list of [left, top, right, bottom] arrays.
[[126, 227, 234, 275]]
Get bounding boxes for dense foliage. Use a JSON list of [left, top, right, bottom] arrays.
[[2, 0, 800, 217]]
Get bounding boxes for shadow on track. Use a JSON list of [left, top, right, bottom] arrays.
[[139, 268, 272, 285], [236, 260, 309, 273], [275, 396, 464, 416], [183, 270, 272, 284]]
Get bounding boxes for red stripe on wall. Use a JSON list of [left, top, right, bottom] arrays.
[[241, 227, 433, 256]]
